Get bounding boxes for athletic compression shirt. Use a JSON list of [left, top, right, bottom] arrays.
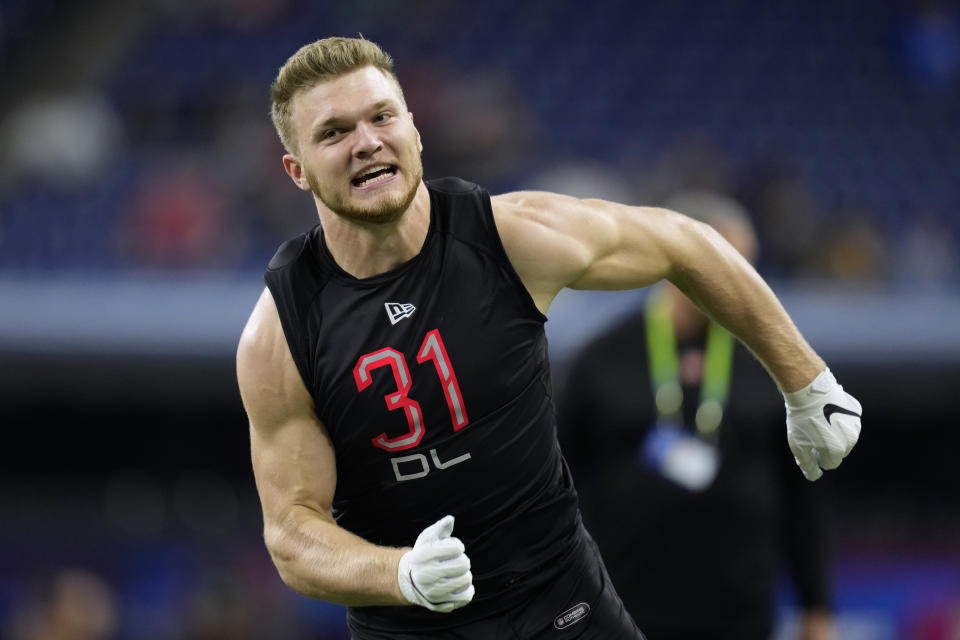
[[264, 177, 582, 630]]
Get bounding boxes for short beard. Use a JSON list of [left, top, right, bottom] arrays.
[[308, 162, 423, 225]]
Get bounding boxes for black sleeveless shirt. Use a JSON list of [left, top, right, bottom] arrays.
[[264, 177, 582, 630]]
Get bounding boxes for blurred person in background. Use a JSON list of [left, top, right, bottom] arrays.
[[736, 157, 823, 280], [895, 212, 960, 286], [236, 36, 861, 639], [810, 204, 890, 284], [400, 62, 538, 192], [5, 568, 119, 640], [559, 191, 835, 640]]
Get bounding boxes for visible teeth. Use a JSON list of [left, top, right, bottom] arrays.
[[359, 165, 388, 178], [355, 166, 393, 186]]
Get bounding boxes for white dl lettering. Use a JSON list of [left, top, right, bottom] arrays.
[[391, 448, 472, 482]]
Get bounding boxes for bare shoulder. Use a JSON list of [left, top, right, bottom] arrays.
[[492, 190, 679, 236], [238, 287, 282, 361], [238, 288, 336, 514], [488, 191, 606, 311], [237, 288, 314, 426], [490, 190, 614, 232], [490, 190, 693, 298], [237, 288, 286, 393]]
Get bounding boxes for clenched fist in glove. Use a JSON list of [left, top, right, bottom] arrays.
[[398, 515, 475, 612], [784, 368, 862, 481]]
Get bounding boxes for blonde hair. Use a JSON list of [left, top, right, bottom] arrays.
[[270, 36, 403, 154]]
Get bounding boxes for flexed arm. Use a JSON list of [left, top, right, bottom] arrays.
[[491, 191, 860, 479], [237, 288, 474, 608]]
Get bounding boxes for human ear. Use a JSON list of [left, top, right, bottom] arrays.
[[410, 112, 423, 152], [282, 154, 311, 191]]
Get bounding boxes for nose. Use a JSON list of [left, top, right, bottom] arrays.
[[352, 122, 383, 159]]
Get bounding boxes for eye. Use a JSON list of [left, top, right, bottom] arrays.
[[315, 128, 344, 144], [373, 112, 391, 123]]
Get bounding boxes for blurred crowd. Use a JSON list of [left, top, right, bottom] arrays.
[[1, 475, 353, 639], [0, 0, 958, 283], [3, 557, 353, 640]]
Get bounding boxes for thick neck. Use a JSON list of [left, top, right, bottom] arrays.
[[316, 182, 431, 279]]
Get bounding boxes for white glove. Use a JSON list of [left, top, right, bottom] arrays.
[[783, 368, 862, 481], [397, 515, 474, 612]]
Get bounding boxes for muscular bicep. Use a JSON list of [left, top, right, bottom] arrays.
[[491, 192, 698, 310], [249, 408, 338, 526], [566, 200, 694, 291], [237, 289, 337, 527], [237, 291, 408, 606]]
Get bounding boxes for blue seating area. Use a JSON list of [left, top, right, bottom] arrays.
[[2, 0, 958, 277]]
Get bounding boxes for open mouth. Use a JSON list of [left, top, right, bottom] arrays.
[[352, 165, 398, 189]]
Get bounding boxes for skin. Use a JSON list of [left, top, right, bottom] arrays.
[[668, 216, 757, 340], [280, 67, 429, 278], [237, 65, 826, 606]]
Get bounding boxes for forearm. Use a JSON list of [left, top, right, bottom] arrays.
[[669, 220, 824, 392], [265, 504, 408, 606]]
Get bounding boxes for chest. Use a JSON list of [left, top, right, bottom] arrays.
[[308, 235, 546, 463]]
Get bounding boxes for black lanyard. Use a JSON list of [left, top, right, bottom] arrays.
[[644, 287, 734, 437]]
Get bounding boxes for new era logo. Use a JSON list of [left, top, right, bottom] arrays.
[[385, 302, 416, 325]]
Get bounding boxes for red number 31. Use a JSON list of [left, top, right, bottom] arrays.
[[353, 329, 469, 451]]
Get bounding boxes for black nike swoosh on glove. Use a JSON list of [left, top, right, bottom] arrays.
[[823, 403, 861, 423]]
